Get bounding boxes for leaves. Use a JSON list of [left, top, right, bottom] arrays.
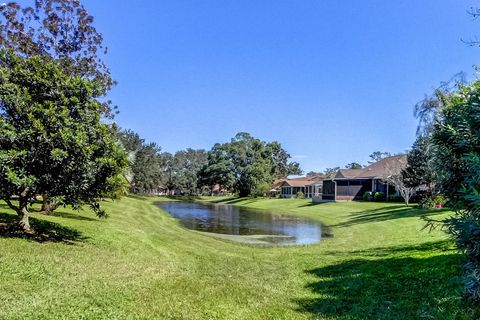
[[0, 50, 127, 215]]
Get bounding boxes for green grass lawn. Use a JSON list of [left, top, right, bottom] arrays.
[[0, 197, 474, 319]]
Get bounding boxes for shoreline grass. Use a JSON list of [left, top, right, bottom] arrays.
[[0, 196, 474, 319]]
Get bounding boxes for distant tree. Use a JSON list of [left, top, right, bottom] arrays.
[[170, 149, 208, 195], [265, 141, 302, 178], [131, 143, 163, 194], [199, 133, 300, 197], [0, 52, 127, 231], [414, 73, 466, 135], [381, 156, 414, 206], [345, 162, 363, 169], [116, 129, 144, 154], [323, 167, 340, 179], [198, 144, 235, 194], [368, 151, 392, 164], [306, 171, 323, 177], [402, 135, 434, 191]]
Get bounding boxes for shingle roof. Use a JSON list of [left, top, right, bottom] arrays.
[[279, 175, 324, 187], [334, 155, 407, 180]]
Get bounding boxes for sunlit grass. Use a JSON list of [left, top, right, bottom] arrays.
[[0, 197, 473, 319]]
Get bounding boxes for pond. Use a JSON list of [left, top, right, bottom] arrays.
[[158, 201, 331, 245]]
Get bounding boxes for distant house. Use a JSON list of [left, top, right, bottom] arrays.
[[278, 176, 324, 198], [314, 155, 406, 202]]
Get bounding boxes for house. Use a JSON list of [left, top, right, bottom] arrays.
[[278, 176, 324, 198], [313, 155, 406, 202]]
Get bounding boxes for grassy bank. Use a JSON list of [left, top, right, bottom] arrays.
[[0, 197, 473, 319]]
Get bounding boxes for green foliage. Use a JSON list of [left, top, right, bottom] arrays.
[[388, 195, 406, 202], [429, 80, 480, 301], [0, 0, 115, 117], [374, 192, 385, 201], [323, 167, 340, 178], [403, 135, 434, 189], [345, 162, 362, 169], [252, 181, 270, 197], [296, 191, 305, 199], [368, 151, 392, 164], [363, 191, 373, 201], [420, 195, 447, 209], [130, 143, 164, 194], [199, 132, 300, 197], [0, 51, 127, 228]]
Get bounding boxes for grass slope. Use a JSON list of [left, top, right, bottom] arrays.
[[0, 197, 473, 319]]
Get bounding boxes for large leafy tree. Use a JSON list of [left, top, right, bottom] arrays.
[[402, 135, 434, 190], [0, 52, 127, 231], [0, 0, 115, 116], [130, 143, 163, 195], [428, 80, 480, 301], [0, 0, 120, 214], [198, 144, 236, 194], [169, 149, 207, 195], [199, 133, 301, 197]]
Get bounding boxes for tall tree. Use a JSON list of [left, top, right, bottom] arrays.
[[345, 162, 362, 169], [198, 144, 235, 194], [368, 151, 392, 164], [199, 133, 301, 197], [402, 135, 434, 190], [0, 0, 115, 117], [323, 167, 340, 179], [265, 141, 302, 178], [169, 149, 208, 195], [0, 52, 127, 231], [131, 143, 163, 195], [428, 79, 480, 301]]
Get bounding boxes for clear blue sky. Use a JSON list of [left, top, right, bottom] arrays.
[[83, 0, 479, 173]]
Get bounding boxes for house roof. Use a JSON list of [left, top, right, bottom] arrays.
[[279, 176, 324, 188], [333, 155, 407, 180]]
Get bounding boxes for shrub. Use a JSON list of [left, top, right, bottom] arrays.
[[420, 194, 447, 209], [387, 195, 404, 202], [296, 191, 305, 199], [374, 192, 385, 201], [363, 191, 372, 201]]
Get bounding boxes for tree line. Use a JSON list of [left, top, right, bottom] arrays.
[[116, 130, 302, 197]]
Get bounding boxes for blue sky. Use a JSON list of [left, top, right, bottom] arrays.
[[83, 0, 479, 173]]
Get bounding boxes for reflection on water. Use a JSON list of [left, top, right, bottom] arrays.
[[158, 201, 331, 245]]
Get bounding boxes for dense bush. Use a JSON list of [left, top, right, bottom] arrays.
[[428, 81, 480, 301], [374, 192, 385, 201], [419, 194, 447, 209], [387, 195, 404, 202], [296, 191, 305, 199], [363, 191, 373, 201]]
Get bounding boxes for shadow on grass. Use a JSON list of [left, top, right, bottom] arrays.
[[296, 251, 469, 319], [332, 205, 449, 227], [0, 212, 87, 244], [48, 211, 98, 222], [205, 196, 240, 204], [298, 201, 332, 207]]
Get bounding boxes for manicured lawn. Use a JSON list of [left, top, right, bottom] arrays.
[[0, 197, 474, 319]]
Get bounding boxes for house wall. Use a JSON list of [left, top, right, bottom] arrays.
[[322, 181, 336, 200], [336, 179, 372, 200], [281, 186, 305, 198]]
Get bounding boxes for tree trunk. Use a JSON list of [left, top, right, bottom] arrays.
[[40, 194, 58, 215], [17, 201, 31, 232]]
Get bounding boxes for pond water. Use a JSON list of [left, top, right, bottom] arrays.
[[158, 201, 331, 245]]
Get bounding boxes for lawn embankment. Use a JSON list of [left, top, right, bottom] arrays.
[[0, 197, 473, 319]]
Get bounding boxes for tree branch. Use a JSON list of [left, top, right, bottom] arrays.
[[4, 198, 18, 211]]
